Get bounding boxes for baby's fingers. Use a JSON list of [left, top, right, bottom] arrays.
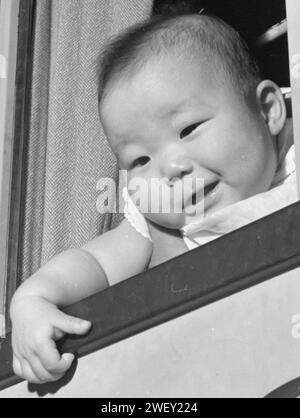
[[15, 357, 46, 385], [26, 354, 66, 383], [54, 311, 91, 337], [14, 354, 52, 383], [37, 338, 74, 376], [14, 352, 69, 384], [12, 355, 23, 378]]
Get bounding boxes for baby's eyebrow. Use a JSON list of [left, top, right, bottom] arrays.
[[161, 98, 204, 119], [163, 101, 188, 118], [115, 137, 136, 153]]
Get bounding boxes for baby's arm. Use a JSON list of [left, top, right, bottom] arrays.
[[10, 219, 153, 384]]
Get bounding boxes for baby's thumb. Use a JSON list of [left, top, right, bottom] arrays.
[[55, 312, 92, 336], [60, 352, 75, 370]]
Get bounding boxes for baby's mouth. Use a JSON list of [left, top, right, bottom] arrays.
[[191, 181, 219, 206]]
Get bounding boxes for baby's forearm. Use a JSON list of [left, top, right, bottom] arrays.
[[12, 249, 109, 308]]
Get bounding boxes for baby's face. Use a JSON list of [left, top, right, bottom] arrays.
[[100, 58, 278, 230]]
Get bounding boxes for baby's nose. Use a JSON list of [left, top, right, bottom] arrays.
[[162, 157, 194, 184]]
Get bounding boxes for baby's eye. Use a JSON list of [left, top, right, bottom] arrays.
[[131, 156, 150, 169], [180, 123, 202, 140]]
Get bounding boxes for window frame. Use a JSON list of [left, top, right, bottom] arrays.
[[0, 0, 20, 337], [0, 0, 35, 336]]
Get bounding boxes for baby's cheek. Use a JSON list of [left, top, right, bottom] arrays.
[[228, 141, 276, 194]]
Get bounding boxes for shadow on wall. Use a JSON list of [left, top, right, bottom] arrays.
[[265, 378, 300, 398]]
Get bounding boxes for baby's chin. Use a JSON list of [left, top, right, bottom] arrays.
[[144, 212, 187, 230]]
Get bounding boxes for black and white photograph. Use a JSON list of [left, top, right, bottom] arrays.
[[0, 0, 300, 400]]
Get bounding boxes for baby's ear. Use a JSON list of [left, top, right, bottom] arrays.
[[256, 80, 287, 136]]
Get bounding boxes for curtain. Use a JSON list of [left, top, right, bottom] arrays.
[[19, 0, 153, 282]]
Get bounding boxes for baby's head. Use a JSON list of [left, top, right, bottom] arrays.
[[98, 14, 287, 229]]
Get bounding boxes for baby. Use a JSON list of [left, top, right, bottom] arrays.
[[10, 14, 297, 384]]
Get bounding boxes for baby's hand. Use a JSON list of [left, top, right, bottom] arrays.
[[10, 296, 91, 384]]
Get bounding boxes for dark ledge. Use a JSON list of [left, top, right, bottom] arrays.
[[1, 201, 300, 393]]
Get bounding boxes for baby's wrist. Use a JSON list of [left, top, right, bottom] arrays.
[[10, 292, 52, 319]]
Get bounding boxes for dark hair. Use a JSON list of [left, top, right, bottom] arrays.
[[98, 14, 262, 102]]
